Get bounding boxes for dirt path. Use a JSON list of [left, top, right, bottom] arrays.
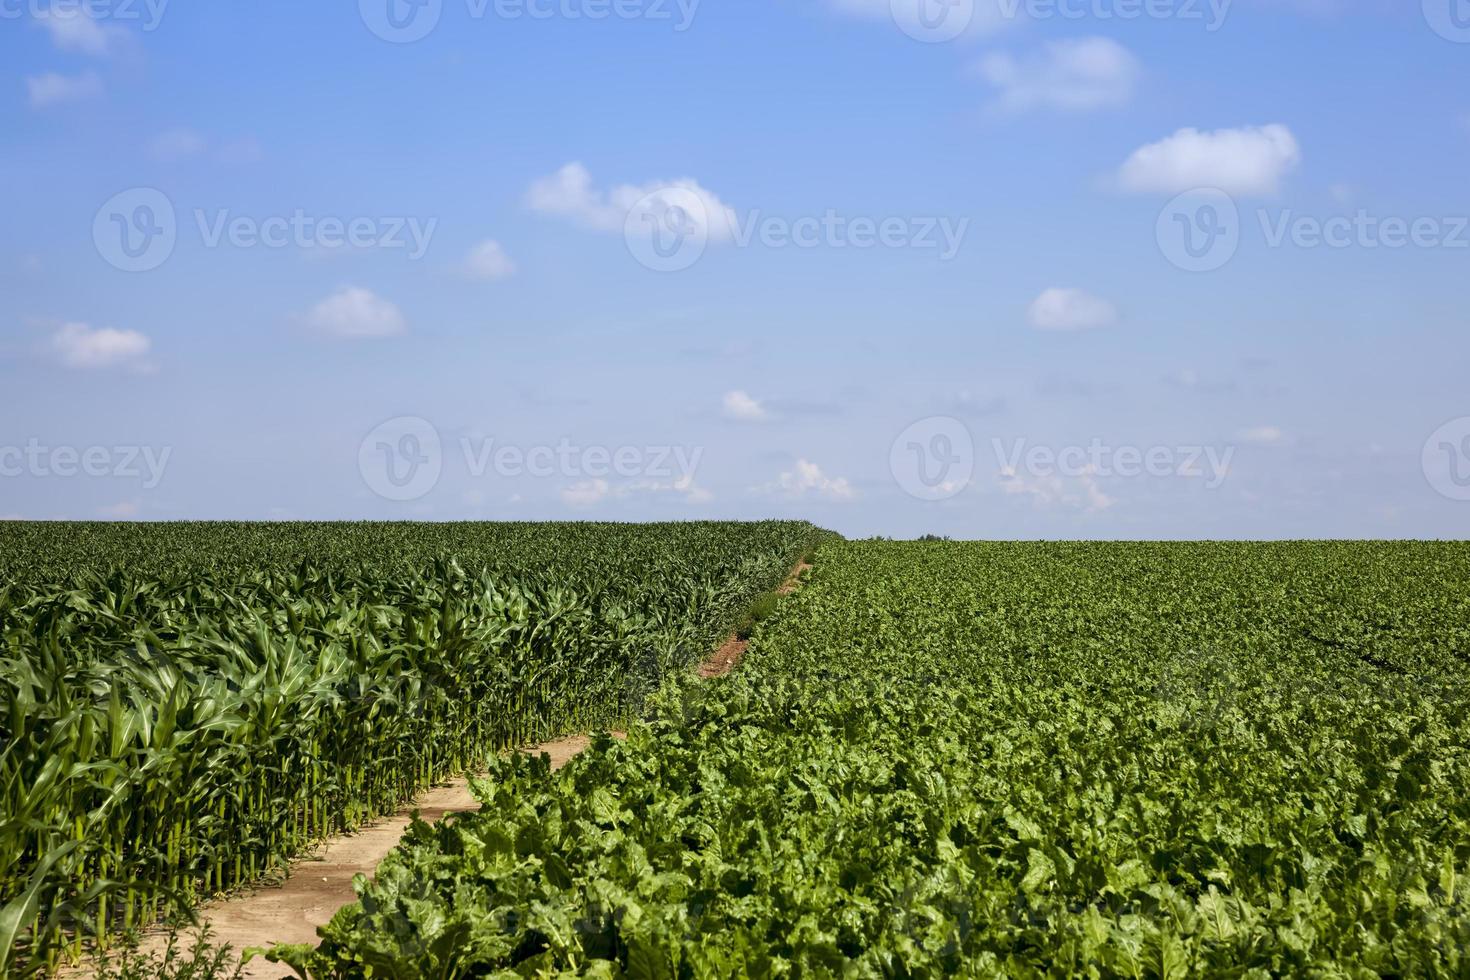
[[85, 736, 598, 980], [83, 558, 813, 978], [700, 560, 811, 679]]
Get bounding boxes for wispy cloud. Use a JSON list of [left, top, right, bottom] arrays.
[[999, 466, 1114, 513], [722, 390, 769, 421], [527, 162, 737, 240], [1028, 288, 1117, 332], [974, 38, 1139, 114], [754, 459, 856, 501], [49, 323, 152, 371], [461, 240, 517, 281], [562, 477, 712, 507], [35, 6, 126, 56], [26, 71, 103, 108], [1238, 425, 1288, 445], [302, 287, 407, 339]]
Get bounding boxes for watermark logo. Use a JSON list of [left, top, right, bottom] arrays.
[[359, 416, 443, 501], [1423, 0, 1470, 42], [357, 419, 706, 501], [0, 439, 171, 488], [1423, 417, 1470, 502], [1257, 210, 1469, 251], [2, 0, 170, 30], [93, 188, 439, 270], [624, 187, 709, 273], [1157, 188, 1239, 272], [623, 199, 970, 272], [360, 0, 699, 42], [94, 188, 177, 273], [360, 0, 443, 42], [891, 416, 975, 501], [995, 438, 1233, 488], [892, 0, 974, 43], [1157, 189, 1467, 271], [995, 0, 1232, 31]]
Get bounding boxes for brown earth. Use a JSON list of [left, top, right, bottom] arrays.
[[698, 634, 748, 678], [779, 560, 813, 594], [79, 557, 812, 978], [79, 735, 602, 980], [699, 559, 811, 679]]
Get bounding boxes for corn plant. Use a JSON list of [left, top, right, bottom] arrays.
[[0, 521, 824, 975]]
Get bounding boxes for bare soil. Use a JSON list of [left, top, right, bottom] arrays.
[[80, 557, 812, 978], [698, 634, 748, 678], [698, 558, 811, 679], [80, 734, 601, 979]]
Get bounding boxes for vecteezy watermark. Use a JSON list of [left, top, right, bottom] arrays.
[[2, 0, 169, 30], [890, 0, 974, 42], [1423, 0, 1470, 43], [360, 417, 443, 502], [1423, 417, 1470, 502], [890, 417, 975, 501], [359, 0, 699, 43], [0, 439, 172, 488], [358, 416, 706, 502], [889, 420, 1236, 502], [994, 438, 1233, 488], [623, 188, 970, 273], [624, 188, 711, 273], [1156, 188, 1241, 272], [94, 188, 177, 273], [93, 188, 438, 272], [995, 0, 1232, 30], [1156, 188, 1469, 272]]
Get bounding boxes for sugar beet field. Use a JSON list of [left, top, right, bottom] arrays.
[[2, 524, 1469, 977]]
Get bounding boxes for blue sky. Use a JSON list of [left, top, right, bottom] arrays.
[[2, 0, 1468, 539]]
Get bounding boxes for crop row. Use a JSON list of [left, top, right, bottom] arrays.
[[281, 541, 1470, 977], [0, 521, 825, 976]]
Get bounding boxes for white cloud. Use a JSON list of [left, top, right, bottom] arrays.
[[303, 287, 407, 339], [722, 390, 768, 421], [36, 7, 121, 56], [150, 128, 208, 161], [99, 501, 140, 519], [526, 162, 737, 241], [561, 477, 712, 507], [1027, 288, 1117, 332], [756, 459, 856, 501], [26, 71, 103, 108], [462, 240, 517, 280], [562, 479, 610, 507], [974, 38, 1139, 114], [50, 323, 151, 370], [1238, 425, 1287, 445], [1116, 124, 1301, 197], [999, 466, 1114, 512]]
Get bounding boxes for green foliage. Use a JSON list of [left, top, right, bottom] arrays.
[[0, 521, 824, 975], [735, 593, 780, 641], [92, 925, 245, 980], [283, 540, 1470, 977]]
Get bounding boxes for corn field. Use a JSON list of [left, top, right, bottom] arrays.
[[0, 521, 823, 976]]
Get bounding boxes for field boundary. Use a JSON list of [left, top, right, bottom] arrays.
[[79, 555, 815, 979], [75, 736, 606, 979], [699, 558, 812, 678]]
